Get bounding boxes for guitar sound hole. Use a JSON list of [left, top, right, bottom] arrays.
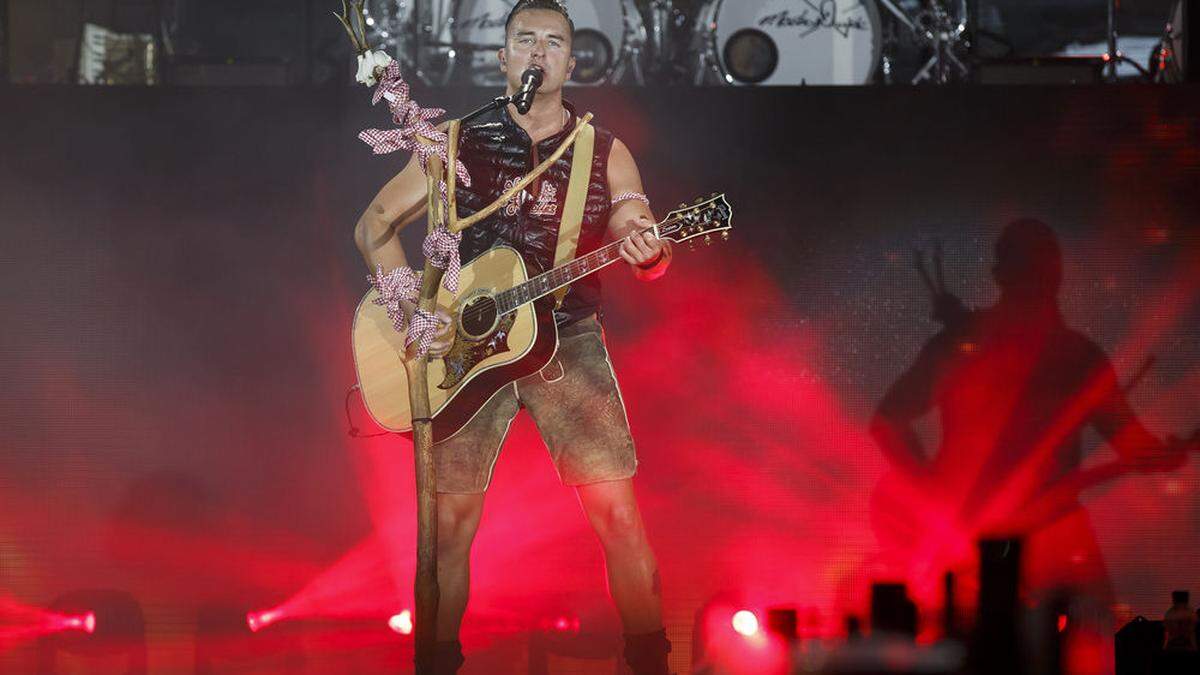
[[459, 295, 498, 339]]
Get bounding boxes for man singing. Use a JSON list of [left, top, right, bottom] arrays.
[[353, 1, 673, 673]]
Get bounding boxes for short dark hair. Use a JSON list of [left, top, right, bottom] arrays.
[[504, 0, 575, 38]]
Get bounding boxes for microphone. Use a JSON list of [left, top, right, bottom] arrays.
[[513, 67, 544, 115]]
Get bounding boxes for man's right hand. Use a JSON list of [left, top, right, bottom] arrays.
[[405, 306, 455, 361]]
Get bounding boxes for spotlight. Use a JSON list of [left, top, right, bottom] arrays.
[[536, 614, 581, 634], [246, 608, 281, 633], [60, 612, 96, 634], [388, 610, 413, 635], [731, 610, 759, 637]]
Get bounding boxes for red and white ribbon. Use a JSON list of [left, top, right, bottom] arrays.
[[358, 61, 471, 192], [422, 226, 462, 293], [369, 264, 423, 336]]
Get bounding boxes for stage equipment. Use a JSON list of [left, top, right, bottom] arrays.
[[1115, 616, 1164, 675], [38, 590, 147, 675], [973, 538, 1021, 675], [513, 66, 544, 114], [77, 23, 158, 85], [731, 610, 759, 637], [366, 0, 648, 86], [352, 194, 733, 442], [870, 0, 972, 84], [870, 583, 917, 637], [362, 0, 457, 86], [388, 609, 414, 635], [691, 0, 883, 85], [1151, 1, 1192, 83]]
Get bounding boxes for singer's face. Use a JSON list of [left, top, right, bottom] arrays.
[[500, 9, 575, 96]]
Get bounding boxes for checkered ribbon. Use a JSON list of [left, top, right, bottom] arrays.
[[369, 264, 422, 332], [407, 308, 442, 356], [423, 226, 462, 293], [367, 225, 461, 357], [358, 61, 471, 193], [368, 264, 443, 356]]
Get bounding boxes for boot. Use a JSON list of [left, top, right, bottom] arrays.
[[433, 639, 464, 675], [623, 628, 671, 675]]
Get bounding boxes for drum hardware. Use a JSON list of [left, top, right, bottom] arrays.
[[875, 0, 970, 84], [1104, 0, 1119, 81], [692, 0, 883, 86], [642, 0, 689, 83], [363, 0, 457, 86], [1150, 1, 1188, 83], [1098, 0, 1160, 82]]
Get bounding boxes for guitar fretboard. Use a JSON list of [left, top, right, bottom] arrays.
[[494, 238, 629, 314]]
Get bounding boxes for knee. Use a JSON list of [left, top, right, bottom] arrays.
[[437, 498, 482, 560], [595, 503, 646, 548]]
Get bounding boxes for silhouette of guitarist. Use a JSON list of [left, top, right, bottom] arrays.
[[870, 220, 1190, 657]]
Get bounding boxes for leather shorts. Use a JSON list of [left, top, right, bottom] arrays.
[[432, 316, 638, 493]]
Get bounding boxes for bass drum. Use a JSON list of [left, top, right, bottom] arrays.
[[364, 0, 459, 86], [695, 0, 882, 86], [452, 0, 642, 86]]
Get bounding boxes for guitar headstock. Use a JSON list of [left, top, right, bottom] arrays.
[[655, 193, 733, 247]]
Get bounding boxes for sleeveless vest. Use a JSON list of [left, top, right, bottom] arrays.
[[455, 100, 614, 327]]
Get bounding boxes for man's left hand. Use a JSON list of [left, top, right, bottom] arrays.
[[618, 219, 665, 268]]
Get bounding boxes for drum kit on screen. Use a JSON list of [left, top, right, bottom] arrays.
[[362, 0, 974, 87]]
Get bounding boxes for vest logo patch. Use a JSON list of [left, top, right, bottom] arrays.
[[502, 178, 558, 218]]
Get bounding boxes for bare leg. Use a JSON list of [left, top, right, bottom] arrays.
[[435, 492, 485, 639], [576, 478, 663, 633]]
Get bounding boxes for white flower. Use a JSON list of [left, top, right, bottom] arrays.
[[356, 50, 394, 86]]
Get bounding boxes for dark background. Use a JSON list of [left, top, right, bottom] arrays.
[[1, 82, 1198, 673]]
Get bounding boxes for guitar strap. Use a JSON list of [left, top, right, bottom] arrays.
[[551, 121, 596, 308]]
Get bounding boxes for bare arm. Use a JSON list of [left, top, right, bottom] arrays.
[[354, 154, 431, 273], [354, 154, 455, 357], [1088, 358, 1183, 472], [605, 138, 671, 280], [870, 337, 944, 478]]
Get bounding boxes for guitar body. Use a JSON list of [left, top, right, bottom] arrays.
[[351, 245, 558, 443]]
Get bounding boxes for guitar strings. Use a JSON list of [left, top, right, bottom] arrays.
[[454, 213, 695, 326]]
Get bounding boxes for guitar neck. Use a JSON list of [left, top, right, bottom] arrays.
[[493, 229, 659, 315]]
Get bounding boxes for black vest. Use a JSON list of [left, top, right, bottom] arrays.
[[455, 101, 614, 327]]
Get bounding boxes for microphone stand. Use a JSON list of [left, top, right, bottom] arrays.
[[461, 94, 515, 125]]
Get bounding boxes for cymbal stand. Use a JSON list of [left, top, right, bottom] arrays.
[[1103, 0, 1120, 81], [613, 0, 647, 85], [877, 0, 971, 84]]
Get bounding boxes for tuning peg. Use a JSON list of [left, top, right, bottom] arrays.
[[710, 192, 718, 198], [703, 235, 712, 246], [721, 231, 730, 240], [678, 203, 687, 210], [693, 196, 705, 205]]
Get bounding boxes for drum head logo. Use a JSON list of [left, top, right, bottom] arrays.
[[759, 0, 871, 39]]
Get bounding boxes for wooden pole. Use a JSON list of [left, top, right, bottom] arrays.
[[406, 121, 454, 673]]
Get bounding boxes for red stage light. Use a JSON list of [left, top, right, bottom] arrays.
[[63, 611, 96, 634], [388, 609, 413, 635], [1057, 613, 1069, 633], [246, 608, 281, 633], [731, 610, 759, 637]]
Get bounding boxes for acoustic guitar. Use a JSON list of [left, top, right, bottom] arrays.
[[352, 193, 733, 443]]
